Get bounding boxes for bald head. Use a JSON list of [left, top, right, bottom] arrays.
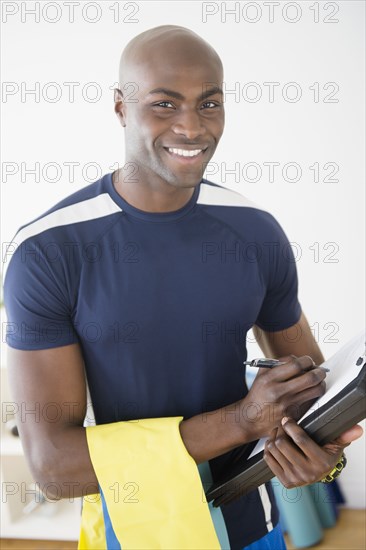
[[118, 25, 223, 89], [113, 25, 225, 190]]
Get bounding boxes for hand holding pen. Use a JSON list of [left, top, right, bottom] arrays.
[[239, 355, 329, 438], [244, 357, 329, 372]]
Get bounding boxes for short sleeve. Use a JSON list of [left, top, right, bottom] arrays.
[[3, 238, 79, 350], [255, 217, 302, 332]]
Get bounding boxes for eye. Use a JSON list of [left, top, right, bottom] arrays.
[[154, 101, 174, 108], [201, 101, 220, 109]]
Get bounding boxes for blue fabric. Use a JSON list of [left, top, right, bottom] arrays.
[[100, 487, 121, 550], [198, 462, 231, 549], [327, 479, 346, 505], [242, 523, 286, 550], [4, 173, 301, 547]]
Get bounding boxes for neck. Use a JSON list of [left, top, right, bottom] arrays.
[[112, 167, 197, 213]]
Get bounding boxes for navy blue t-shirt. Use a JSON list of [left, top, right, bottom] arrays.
[[4, 174, 301, 548]]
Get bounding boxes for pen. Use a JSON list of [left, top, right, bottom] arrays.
[[243, 357, 330, 371], [243, 358, 286, 368]]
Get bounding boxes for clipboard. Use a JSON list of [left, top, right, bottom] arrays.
[[206, 331, 366, 507]]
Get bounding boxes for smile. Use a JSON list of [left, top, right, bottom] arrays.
[[168, 147, 203, 157], [164, 147, 208, 163]]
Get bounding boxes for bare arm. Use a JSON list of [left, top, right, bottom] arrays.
[[181, 310, 363, 485], [180, 312, 328, 462], [8, 318, 327, 497], [7, 344, 99, 500], [253, 312, 364, 487]]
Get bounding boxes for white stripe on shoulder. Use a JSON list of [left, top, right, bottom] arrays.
[[198, 182, 266, 210], [3, 194, 122, 281], [13, 193, 122, 247]]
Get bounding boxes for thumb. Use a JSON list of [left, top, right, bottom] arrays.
[[333, 424, 364, 447]]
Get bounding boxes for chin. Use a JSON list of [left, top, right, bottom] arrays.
[[168, 172, 204, 189]]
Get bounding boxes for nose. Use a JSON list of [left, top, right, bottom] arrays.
[[171, 109, 205, 140]]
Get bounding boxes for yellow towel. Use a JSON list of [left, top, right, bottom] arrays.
[[78, 416, 220, 549]]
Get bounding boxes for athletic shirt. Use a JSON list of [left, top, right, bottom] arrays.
[[4, 173, 302, 549]]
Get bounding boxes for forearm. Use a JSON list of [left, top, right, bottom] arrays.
[[181, 351, 328, 463], [33, 412, 251, 496], [30, 413, 246, 498], [24, 354, 327, 493], [31, 404, 256, 496], [24, 425, 98, 500], [179, 400, 257, 464], [9, 350, 329, 505]]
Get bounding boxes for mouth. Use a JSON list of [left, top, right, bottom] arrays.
[[163, 146, 208, 163]]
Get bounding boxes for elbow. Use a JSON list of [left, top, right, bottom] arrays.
[[19, 428, 97, 499], [26, 446, 68, 500]]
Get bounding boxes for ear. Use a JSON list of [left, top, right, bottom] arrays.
[[114, 88, 126, 127]]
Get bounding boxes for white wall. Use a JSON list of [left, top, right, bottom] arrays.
[[1, 1, 365, 507]]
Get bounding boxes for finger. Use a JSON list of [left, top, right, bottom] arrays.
[[284, 387, 326, 421], [280, 417, 325, 461], [263, 447, 285, 479], [302, 355, 316, 367], [265, 434, 305, 472], [286, 380, 326, 416], [268, 427, 278, 441], [267, 426, 311, 469], [332, 424, 364, 446], [270, 355, 319, 382], [284, 367, 327, 396]]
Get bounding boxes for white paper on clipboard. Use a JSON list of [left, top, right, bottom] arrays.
[[248, 330, 366, 460]]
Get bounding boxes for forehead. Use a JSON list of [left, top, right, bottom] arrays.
[[122, 37, 223, 98], [154, 66, 221, 94], [132, 61, 222, 100]]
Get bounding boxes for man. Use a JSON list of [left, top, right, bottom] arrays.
[[4, 25, 362, 549]]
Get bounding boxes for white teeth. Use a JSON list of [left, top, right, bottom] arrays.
[[168, 148, 202, 157]]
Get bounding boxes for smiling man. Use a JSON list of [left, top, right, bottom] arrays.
[[4, 25, 362, 550], [113, 25, 224, 206]]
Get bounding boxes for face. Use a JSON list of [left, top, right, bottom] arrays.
[[115, 47, 225, 190]]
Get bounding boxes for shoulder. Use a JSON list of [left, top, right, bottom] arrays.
[[3, 173, 121, 283], [13, 173, 121, 245], [198, 178, 261, 209], [13, 175, 120, 243], [197, 179, 287, 240]]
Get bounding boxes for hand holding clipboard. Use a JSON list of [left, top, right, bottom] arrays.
[[206, 331, 366, 506]]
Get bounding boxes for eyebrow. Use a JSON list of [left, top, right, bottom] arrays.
[[146, 85, 223, 101]]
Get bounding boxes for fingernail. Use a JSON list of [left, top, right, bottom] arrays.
[[281, 417, 289, 426]]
